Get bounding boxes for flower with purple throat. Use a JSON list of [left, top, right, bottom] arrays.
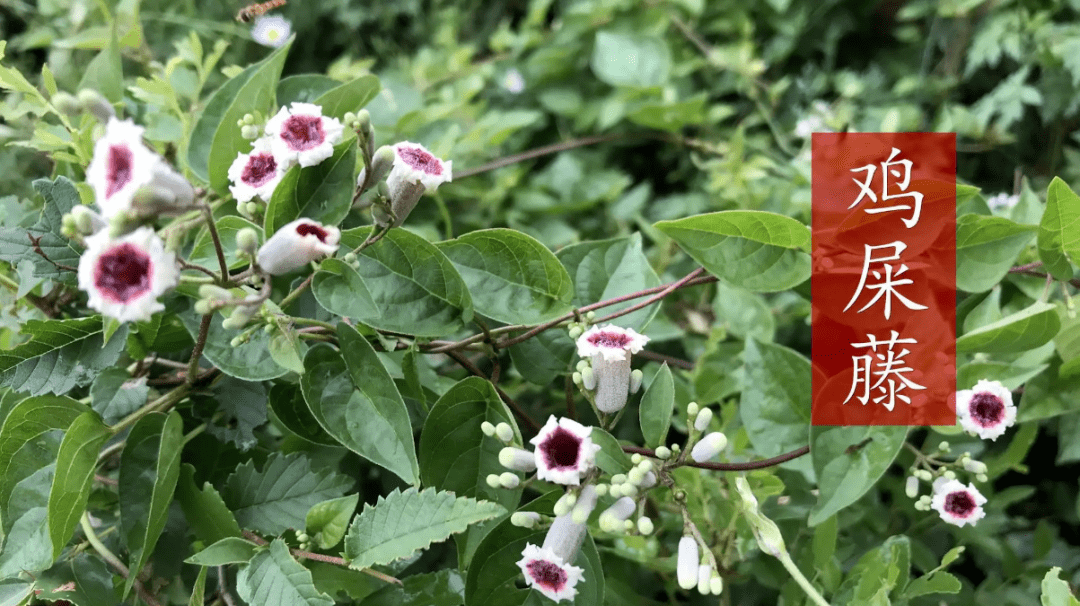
[[517, 514, 587, 602], [228, 137, 289, 203], [955, 379, 1016, 440], [256, 218, 340, 275], [930, 478, 986, 527], [264, 102, 343, 168], [86, 118, 192, 219], [529, 416, 600, 486], [575, 324, 649, 413], [78, 227, 179, 323], [375, 141, 452, 227]]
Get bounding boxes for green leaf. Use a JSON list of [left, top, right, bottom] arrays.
[[118, 411, 183, 596], [556, 233, 662, 331], [0, 177, 82, 285], [359, 569, 465, 606], [268, 382, 335, 445], [90, 368, 148, 425], [1041, 567, 1080, 606], [955, 214, 1036, 292], [306, 494, 358, 550], [317, 228, 472, 337], [655, 211, 811, 292], [47, 411, 111, 558], [180, 310, 288, 381], [807, 426, 907, 526], [591, 31, 671, 88], [1019, 356, 1080, 422], [437, 229, 574, 325], [344, 487, 505, 570], [638, 363, 674, 448], [312, 74, 381, 118], [507, 331, 575, 386], [310, 258, 380, 318], [236, 539, 334, 606], [740, 340, 813, 475], [33, 552, 117, 606], [277, 74, 339, 106], [189, 565, 208, 606], [264, 140, 356, 235], [0, 464, 55, 579], [1037, 177, 1080, 280], [590, 428, 633, 475], [956, 301, 1061, 353], [627, 94, 709, 131], [903, 572, 961, 599], [300, 328, 418, 484], [713, 282, 776, 341], [187, 38, 292, 189], [0, 41, 48, 103], [267, 306, 307, 376], [176, 464, 242, 544], [221, 452, 352, 535], [0, 315, 127, 397], [77, 31, 122, 103], [185, 537, 262, 566], [188, 216, 262, 271], [418, 377, 521, 568], [203, 377, 268, 451]]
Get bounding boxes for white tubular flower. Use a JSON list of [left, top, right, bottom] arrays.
[[530, 416, 601, 486], [677, 536, 699, 590], [930, 479, 987, 527], [229, 137, 289, 203], [265, 102, 343, 168], [499, 447, 537, 473], [86, 118, 165, 219], [986, 192, 1020, 210], [598, 496, 636, 532], [955, 379, 1016, 441], [377, 141, 453, 227], [542, 514, 588, 564], [251, 15, 291, 48], [690, 432, 728, 463], [697, 564, 712, 595], [574, 325, 649, 413], [256, 218, 340, 275], [517, 543, 584, 603], [78, 227, 178, 323]]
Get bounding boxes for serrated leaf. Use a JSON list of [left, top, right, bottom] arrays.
[[344, 487, 505, 570], [33, 553, 116, 606], [437, 229, 574, 325], [47, 411, 111, 558], [556, 233, 661, 331], [1041, 567, 1080, 606], [0, 177, 82, 284], [237, 539, 334, 606], [956, 301, 1060, 353], [305, 494, 358, 550], [808, 426, 907, 526], [118, 412, 182, 596], [300, 328, 418, 484], [638, 364, 673, 448], [1038, 177, 1080, 280], [655, 211, 811, 292], [268, 382, 335, 445], [418, 377, 521, 568], [741, 339, 813, 475], [90, 368, 149, 425], [203, 377, 268, 451], [185, 537, 261, 566], [264, 140, 356, 235], [176, 464, 242, 544], [0, 316, 127, 396], [221, 452, 352, 535]]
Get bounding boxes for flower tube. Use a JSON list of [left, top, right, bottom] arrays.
[[256, 218, 340, 275], [575, 324, 649, 413]]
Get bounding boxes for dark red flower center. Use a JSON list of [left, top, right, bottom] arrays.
[[587, 330, 632, 349], [539, 427, 581, 469], [398, 146, 442, 175], [106, 144, 134, 198], [527, 559, 567, 591], [280, 115, 325, 151], [242, 152, 278, 187], [943, 491, 976, 517], [295, 222, 329, 242], [94, 243, 152, 303], [969, 392, 1005, 428]]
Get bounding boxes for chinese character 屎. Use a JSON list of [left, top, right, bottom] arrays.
[[844, 241, 928, 320], [845, 330, 927, 411], [849, 147, 924, 228]]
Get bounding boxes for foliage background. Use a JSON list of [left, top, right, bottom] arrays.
[[1, 0, 1080, 605]]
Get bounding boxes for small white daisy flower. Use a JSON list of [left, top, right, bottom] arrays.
[[376, 141, 453, 227], [78, 227, 179, 323], [930, 478, 987, 527], [529, 416, 600, 486], [86, 118, 162, 219], [251, 15, 291, 48], [228, 137, 290, 203], [955, 379, 1016, 441], [264, 102, 344, 168], [575, 325, 649, 413], [986, 192, 1020, 210], [516, 543, 584, 603], [256, 218, 340, 275]]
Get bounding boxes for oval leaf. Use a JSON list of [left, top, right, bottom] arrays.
[[638, 363, 674, 449], [48, 411, 111, 558], [305, 494, 359, 550], [1037, 177, 1080, 281], [956, 301, 1061, 353], [740, 339, 813, 476], [181, 310, 288, 381], [808, 426, 907, 526], [591, 30, 671, 88], [556, 233, 661, 331], [312, 74, 381, 118], [264, 140, 356, 235], [185, 537, 261, 566], [956, 214, 1036, 292], [655, 211, 811, 292]]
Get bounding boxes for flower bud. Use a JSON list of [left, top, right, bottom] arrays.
[[241, 124, 261, 139], [510, 511, 541, 529], [571, 485, 598, 524], [677, 536, 698, 590], [655, 446, 671, 459], [905, 476, 919, 498], [639, 471, 657, 488], [709, 574, 723, 595], [630, 453, 643, 464], [499, 472, 520, 489], [541, 514, 588, 565], [236, 228, 260, 256], [943, 470, 956, 480], [71, 205, 105, 235], [485, 474, 501, 489], [568, 325, 583, 339], [938, 441, 950, 452], [599, 497, 636, 533], [78, 88, 114, 122], [694, 407, 713, 432], [621, 483, 638, 498], [611, 474, 626, 485], [629, 368, 643, 394], [256, 218, 340, 275], [194, 299, 214, 315], [690, 432, 727, 462], [494, 422, 514, 443], [553, 494, 573, 517], [367, 145, 396, 186], [198, 284, 234, 302], [627, 467, 644, 485], [593, 483, 608, 497], [52, 91, 82, 117], [976, 473, 988, 483], [480, 421, 496, 437], [499, 447, 536, 472], [355, 108, 371, 133], [580, 367, 596, 391], [637, 459, 653, 472], [915, 469, 933, 482], [697, 564, 712, 595], [222, 306, 256, 331], [687, 401, 699, 418], [962, 458, 987, 474], [637, 516, 654, 535]]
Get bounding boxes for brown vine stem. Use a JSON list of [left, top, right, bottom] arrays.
[[622, 444, 811, 471], [635, 349, 694, 370], [444, 350, 541, 431], [241, 531, 402, 586], [592, 267, 706, 326], [455, 134, 627, 180], [187, 314, 212, 385], [200, 203, 230, 281]]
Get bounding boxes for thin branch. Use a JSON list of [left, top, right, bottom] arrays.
[[201, 204, 230, 281], [444, 350, 541, 431], [635, 349, 694, 370], [187, 314, 212, 385], [81, 513, 162, 606], [217, 565, 238, 606], [622, 444, 811, 471], [241, 530, 401, 585], [591, 267, 706, 325], [455, 134, 628, 180]]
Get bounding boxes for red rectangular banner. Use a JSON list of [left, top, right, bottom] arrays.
[[811, 133, 956, 426]]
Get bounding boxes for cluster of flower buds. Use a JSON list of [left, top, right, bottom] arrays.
[[684, 401, 727, 463], [571, 322, 649, 414], [676, 535, 723, 595]]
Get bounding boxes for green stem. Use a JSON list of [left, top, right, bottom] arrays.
[[109, 384, 192, 435], [288, 317, 337, 330], [81, 513, 164, 606], [777, 552, 832, 606], [278, 274, 313, 310]]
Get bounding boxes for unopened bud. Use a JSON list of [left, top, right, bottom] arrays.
[[572, 372, 582, 386], [943, 470, 956, 480], [499, 447, 536, 472], [571, 485, 598, 524], [77, 88, 114, 121], [637, 516, 654, 535], [697, 564, 712, 595], [631, 453, 643, 464], [627, 467, 644, 484], [962, 458, 987, 474], [568, 325, 583, 339], [485, 474, 501, 489], [241, 124, 260, 139], [655, 446, 672, 459], [368, 145, 396, 184], [677, 536, 698, 590], [905, 476, 919, 498], [229, 335, 245, 347], [355, 109, 371, 133], [52, 91, 82, 117], [199, 284, 234, 302], [581, 367, 596, 391], [593, 483, 608, 497], [687, 401, 700, 418], [629, 369, 643, 394], [915, 469, 933, 482], [690, 432, 727, 462], [585, 311, 596, 321], [71, 205, 104, 234], [938, 441, 950, 452], [976, 473, 988, 483], [639, 471, 657, 488], [494, 422, 514, 443], [621, 484, 638, 498], [480, 421, 496, 437], [709, 575, 723, 595], [499, 472, 520, 489], [222, 306, 255, 330], [236, 228, 259, 256], [611, 474, 626, 485], [194, 299, 214, 315], [694, 407, 713, 432], [510, 511, 541, 528], [553, 494, 573, 517]]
